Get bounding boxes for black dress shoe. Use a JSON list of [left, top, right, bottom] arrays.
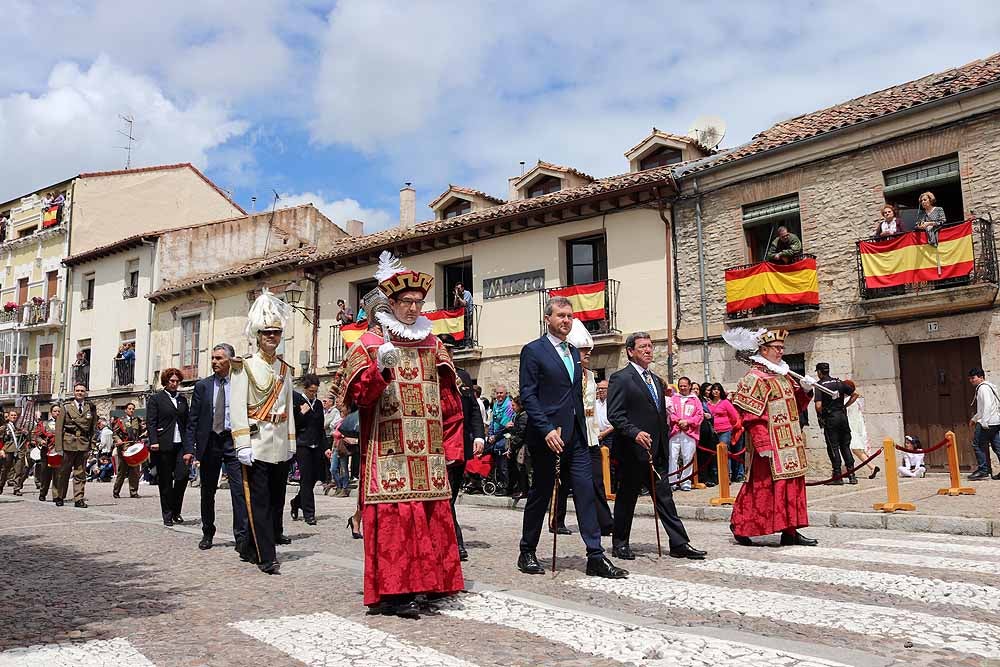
[[549, 525, 572, 535], [392, 598, 421, 619], [780, 531, 818, 547], [38, 494, 46, 502], [172, 515, 185, 524], [868, 466, 881, 480], [517, 551, 545, 575], [163, 517, 174, 526], [258, 561, 280, 575], [458, 546, 469, 561], [669, 543, 706, 559], [130, 493, 141, 498], [586, 556, 629, 579], [968, 471, 989, 480], [74, 500, 88, 508], [612, 545, 636, 560], [113, 492, 120, 499], [290, 498, 300, 521], [198, 536, 213, 550], [992, 473, 1000, 480], [276, 534, 292, 545], [304, 516, 317, 526], [54, 498, 64, 507], [848, 475, 858, 485]]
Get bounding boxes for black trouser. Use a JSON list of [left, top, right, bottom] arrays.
[[0, 453, 15, 492], [292, 446, 326, 521], [154, 447, 189, 520], [555, 446, 613, 536], [36, 460, 53, 497], [243, 460, 288, 566], [823, 411, 854, 473], [449, 463, 465, 550], [519, 426, 604, 559], [199, 432, 249, 546], [613, 454, 690, 550]]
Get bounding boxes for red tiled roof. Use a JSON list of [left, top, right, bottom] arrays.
[[428, 185, 506, 209], [63, 231, 163, 267], [147, 246, 312, 301], [685, 52, 1000, 174], [624, 128, 710, 157], [79, 162, 247, 215], [534, 160, 596, 182]]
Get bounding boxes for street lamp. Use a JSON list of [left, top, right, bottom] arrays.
[[283, 280, 305, 305]]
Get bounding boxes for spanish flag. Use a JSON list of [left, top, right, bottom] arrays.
[[42, 205, 60, 228], [340, 320, 367, 345], [725, 257, 819, 314], [549, 281, 606, 321], [425, 307, 465, 341], [859, 222, 974, 289]]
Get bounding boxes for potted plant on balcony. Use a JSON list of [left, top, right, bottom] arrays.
[[31, 296, 45, 306], [3, 302, 16, 313]]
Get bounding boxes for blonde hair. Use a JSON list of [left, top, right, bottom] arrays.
[[919, 191, 936, 206]]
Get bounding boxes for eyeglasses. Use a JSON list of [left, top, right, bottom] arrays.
[[260, 330, 282, 336], [764, 344, 785, 351], [396, 298, 425, 308]]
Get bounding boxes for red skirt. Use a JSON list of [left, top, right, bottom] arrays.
[[731, 452, 809, 537], [362, 498, 464, 606]]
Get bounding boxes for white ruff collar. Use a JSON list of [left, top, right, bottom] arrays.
[[749, 354, 789, 376], [376, 311, 433, 341]]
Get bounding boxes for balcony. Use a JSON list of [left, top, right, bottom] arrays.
[[0, 309, 17, 327], [724, 254, 820, 325], [537, 279, 621, 341], [35, 371, 52, 395], [0, 373, 37, 398], [856, 218, 998, 320], [72, 364, 90, 390], [80, 298, 93, 311], [112, 357, 136, 388], [123, 284, 138, 299], [19, 299, 64, 330]]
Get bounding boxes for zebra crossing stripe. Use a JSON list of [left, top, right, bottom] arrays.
[[685, 557, 1000, 612], [568, 574, 1000, 660], [435, 590, 850, 666], [920, 533, 999, 544], [0, 638, 154, 667], [781, 545, 1000, 575], [851, 537, 1000, 558], [232, 611, 476, 667]]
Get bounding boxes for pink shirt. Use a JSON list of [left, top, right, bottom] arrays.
[[709, 399, 741, 433], [669, 393, 703, 440]]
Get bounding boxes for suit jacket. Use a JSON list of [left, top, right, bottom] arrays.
[[187, 375, 231, 460], [607, 363, 669, 464], [146, 389, 190, 454], [56, 400, 97, 453], [456, 366, 485, 461], [292, 391, 328, 449], [518, 334, 587, 450]]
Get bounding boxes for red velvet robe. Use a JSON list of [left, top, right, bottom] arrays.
[[730, 367, 812, 537], [342, 329, 465, 606]]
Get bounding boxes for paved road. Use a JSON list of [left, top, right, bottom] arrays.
[[1, 480, 997, 667]]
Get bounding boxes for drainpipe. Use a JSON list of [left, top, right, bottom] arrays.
[[305, 271, 322, 373], [141, 237, 156, 394], [201, 284, 217, 375], [693, 177, 710, 381], [654, 185, 675, 384]]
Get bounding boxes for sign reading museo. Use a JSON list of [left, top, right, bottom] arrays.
[[483, 270, 545, 300]]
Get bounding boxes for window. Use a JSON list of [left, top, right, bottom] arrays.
[[17, 227, 34, 239], [45, 271, 58, 299], [442, 199, 471, 219], [442, 259, 473, 308], [883, 155, 963, 230], [81, 273, 95, 310], [124, 259, 139, 298], [742, 195, 802, 264], [180, 315, 200, 378], [115, 330, 136, 386], [526, 175, 561, 198], [639, 145, 684, 170], [784, 353, 809, 426], [16, 278, 28, 306], [353, 279, 379, 318], [73, 341, 91, 389], [566, 234, 608, 286]]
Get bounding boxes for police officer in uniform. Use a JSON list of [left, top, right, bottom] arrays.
[[54, 383, 98, 507], [814, 362, 859, 485]]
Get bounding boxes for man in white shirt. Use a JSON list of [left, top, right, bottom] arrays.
[[594, 380, 613, 446], [968, 367, 1000, 480]]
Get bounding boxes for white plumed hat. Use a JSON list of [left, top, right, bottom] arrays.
[[566, 318, 594, 350], [245, 288, 291, 340]]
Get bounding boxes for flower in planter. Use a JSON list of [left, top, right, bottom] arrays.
[[31, 296, 44, 306], [3, 302, 17, 312]]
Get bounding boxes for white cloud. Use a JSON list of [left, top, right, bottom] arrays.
[[278, 192, 394, 232], [0, 56, 249, 203]]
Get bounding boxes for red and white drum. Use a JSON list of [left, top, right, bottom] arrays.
[[47, 449, 63, 469], [123, 442, 150, 467], [29, 447, 42, 462]]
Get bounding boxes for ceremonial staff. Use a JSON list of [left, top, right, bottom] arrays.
[[648, 461, 662, 557], [721, 327, 835, 397], [548, 427, 562, 573]]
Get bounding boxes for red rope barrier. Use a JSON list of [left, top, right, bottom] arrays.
[[696, 444, 746, 462], [894, 436, 950, 455], [805, 448, 884, 487]]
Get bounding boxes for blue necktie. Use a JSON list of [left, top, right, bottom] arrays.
[[642, 370, 657, 402], [559, 342, 574, 379]]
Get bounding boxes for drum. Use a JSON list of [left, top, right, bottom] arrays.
[[47, 449, 63, 469], [29, 447, 42, 462], [123, 441, 149, 467]]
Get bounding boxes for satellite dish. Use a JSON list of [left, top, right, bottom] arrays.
[[687, 115, 727, 150]]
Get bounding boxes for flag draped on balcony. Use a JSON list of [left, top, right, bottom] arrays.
[[858, 221, 974, 288], [724, 256, 819, 314], [548, 281, 607, 321], [340, 320, 367, 345], [42, 205, 61, 228], [424, 307, 466, 341]]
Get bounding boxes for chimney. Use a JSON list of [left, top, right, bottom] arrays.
[[399, 183, 416, 229], [508, 176, 521, 201], [346, 219, 364, 237]]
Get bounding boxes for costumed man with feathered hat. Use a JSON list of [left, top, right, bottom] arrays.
[[231, 289, 297, 574], [332, 252, 465, 619], [724, 327, 819, 548]]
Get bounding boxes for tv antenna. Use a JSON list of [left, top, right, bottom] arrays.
[[687, 114, 727, 150], [117, 114, 137, 169]]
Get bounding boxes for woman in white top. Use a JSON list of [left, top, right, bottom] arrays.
[[874, 203, 901, 237]]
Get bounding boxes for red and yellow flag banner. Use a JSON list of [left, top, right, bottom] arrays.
[[340, 320, 367, 345], [424, 307, 465, 341], [548, 281, 607, 321], [724, 257, 819, 314], [42, 205, 60, 228], [859, 222, 974, 289]]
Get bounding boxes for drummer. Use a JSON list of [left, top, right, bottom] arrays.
[[113, 402, 145, 499], [33, 405, 60, 502]]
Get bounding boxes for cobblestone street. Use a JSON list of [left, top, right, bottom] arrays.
[[2, 480, 998, 667]]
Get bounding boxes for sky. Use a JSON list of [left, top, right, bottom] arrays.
[[2, 1, 1000, 233]]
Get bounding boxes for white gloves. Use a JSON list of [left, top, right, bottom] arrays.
[[285, 449, 295, 462], [759, 449, 774, 459], [377, 341, 399, 371], [473, 438, 485, 456], [237, 448, 254, 466]]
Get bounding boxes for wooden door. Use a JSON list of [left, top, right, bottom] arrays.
[[38, 344, 53, 394], [46, 271, 58, 299], [898, 338, 981, 470], [17, 278, 27, 305]]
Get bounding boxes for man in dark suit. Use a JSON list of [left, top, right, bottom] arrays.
[[607, 332, 706, 560], [290, 373, 329, 526], [516, 296, 627, 579], [147, 367, 191, 526], [187, 344, 251, 554]]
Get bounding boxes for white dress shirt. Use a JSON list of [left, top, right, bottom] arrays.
[[595, 398, 611, 433], [973, 381, 1000, 427], [166, 391, 182, 444], [629, 361, 656, 400]]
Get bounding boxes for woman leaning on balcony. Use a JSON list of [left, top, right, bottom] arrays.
[[874, 203, 901, 237], [914, 191, 947, 245]]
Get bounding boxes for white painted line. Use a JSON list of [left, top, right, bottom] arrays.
[[920, 533, 1000, 544], [232, 611, 476, 667], [781, 545, 1000, 576], [435, 590, 850, 666], [686, 557, 1000, 612], [569, 574, 1000, 660], [851, 537, 999, 558], [0, 638, 155, 667]]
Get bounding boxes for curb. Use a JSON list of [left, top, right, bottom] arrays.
[[455, 494, 1000, 537]]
